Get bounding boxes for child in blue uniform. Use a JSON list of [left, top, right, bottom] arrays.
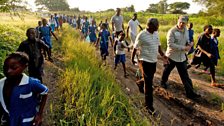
[[88, 20, 97, 44], [39, 18, 58, 62], [96, 23, 113, 65], [0, 52, 48, 126]]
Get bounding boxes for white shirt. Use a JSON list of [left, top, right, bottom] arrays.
[[49, 18, 56, 25], [111, 15, 123, 32], [115, 40, 128, 55], [128, 19, 140, 36], [134, 29, 161, 63]]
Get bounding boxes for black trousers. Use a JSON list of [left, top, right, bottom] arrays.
[[139, 61, 156, 107], [161, 58, 194, 95]]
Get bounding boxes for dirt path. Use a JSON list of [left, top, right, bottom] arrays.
[[105, 47, 224, 125], [41, 30, 224, 125]]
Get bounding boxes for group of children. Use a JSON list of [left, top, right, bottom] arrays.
[[0, 14, 61, 125], [187, 23, 221, 86]]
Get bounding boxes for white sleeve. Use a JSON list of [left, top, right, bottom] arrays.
[[133, 32, 142, 49]]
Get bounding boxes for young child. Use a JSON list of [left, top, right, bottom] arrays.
[[188, 22, 194, 55], [49, 15, 56, 32], [211, 28, 221, 67], [0, 52, 48, 126], [17, 28, 49, 82], [39, 18, 58, 62], [113, 32, 129, 77], [95, 23, 113, 65], [54, 13, 59, 31], [88, 19, 97, 44], [35, 21, 42, 39]]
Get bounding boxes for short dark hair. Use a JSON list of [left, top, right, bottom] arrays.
[[204, 25, 212, 31], [213, 28, 220, 34], [26, 28, 35, 36], [119, 32, 125, 37], [4, 52, 29, 66]]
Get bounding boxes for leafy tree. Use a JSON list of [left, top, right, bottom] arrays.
[[35, 0, 70, 11], [193, 0, 224, 16], [158, 0, 168, 14], [0, 0, 25, 12], [168, 2, 190, 14], [146, 4, 159, 13]]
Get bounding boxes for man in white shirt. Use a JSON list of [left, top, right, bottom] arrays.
[[131, 18, 168, 114], [111, 8, 124, 36], [127, 13, 143, 48]]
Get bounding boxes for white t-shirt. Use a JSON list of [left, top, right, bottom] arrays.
[[111, 15, 123, 32], [49, 18, 56, 25], [115, 40, 128, 55], [134, 29, 161, 63], [128, 19, 140, 36]]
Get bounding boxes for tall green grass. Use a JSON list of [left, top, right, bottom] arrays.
[[52, 25, 149, 125]]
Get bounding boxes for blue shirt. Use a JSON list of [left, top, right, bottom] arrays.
[[188, 29, 194, 42], [98, 29, 110, 49], [39, 26, 52, 47], [0, 74, 48, 126]]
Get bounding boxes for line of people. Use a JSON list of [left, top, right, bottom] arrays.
[[90, 8, 222, 115]]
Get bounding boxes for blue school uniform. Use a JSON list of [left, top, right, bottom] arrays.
[[54, 16, 59, 28], [82, 21, 90, 36], [0, 74, 48, 126], [39, 26, 52, 49], [188, 29, 194, 54], [89, 25, 97, 42], [98, 29, 110, 56], [211, 37, 220, 65]]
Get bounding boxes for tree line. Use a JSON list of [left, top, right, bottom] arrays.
[[0, 0, 224, 16]]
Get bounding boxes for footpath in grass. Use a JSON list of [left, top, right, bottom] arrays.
[[48, 25, 150, 125]]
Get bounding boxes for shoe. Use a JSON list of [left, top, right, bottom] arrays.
[[48, 58, 54, 62], [161, 82, 168, 89], [187, 64, 192, 69], [186, 93, 201, 100]]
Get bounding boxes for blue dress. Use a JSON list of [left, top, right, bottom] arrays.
[[89, 25, 97, 42], [39, 26, 52, 49], [211, 37, 220, 65], [0, 74, 48, 126], [99, 29, 110, 56]]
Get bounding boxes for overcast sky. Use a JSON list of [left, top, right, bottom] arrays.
[[28, 0, 204, 14]]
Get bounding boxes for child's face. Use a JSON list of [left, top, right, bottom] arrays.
[[119, 34, 125, 40], [27, 29, 36, 40], [43, 20, 47, 25], [205, 27, 213, 35], [3, 58, 26, 78], [38, 22, 42, 26], [215, 31, 220, 37]]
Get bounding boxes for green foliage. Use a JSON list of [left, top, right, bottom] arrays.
[[35, 0, 70, 11], [52, 25, 149, 125], [0, 0, 25, 12], [168, 2, 190, 14], [193, 0, 224, 16]]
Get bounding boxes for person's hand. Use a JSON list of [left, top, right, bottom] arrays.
[[33, 113, 42, 126], [162, 55, 169, 65], [207, 53, 213, 58], [184, 45, 191, 51]]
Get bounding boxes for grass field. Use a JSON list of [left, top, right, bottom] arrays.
[[0, 12, 224, 125]]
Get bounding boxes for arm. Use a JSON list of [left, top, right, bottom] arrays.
[[197, 45, 213, 58], [131, 48, 137, 65], [158, 45, 169, 64], [111, 16, 115, 31], [50, 31, 58, 41], [122, 23, 125, 32], [113, 40, 117, 55], [139, 25, 143, 31], [109, 36, 113, 47], [33, 94, 48, 126], [126, 26, 129, 38]]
